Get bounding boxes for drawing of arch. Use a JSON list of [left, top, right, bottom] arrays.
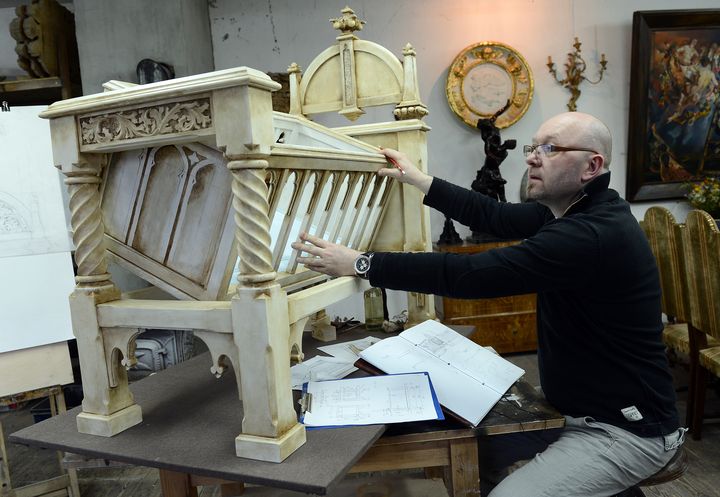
[[0, 192, 32, 235]]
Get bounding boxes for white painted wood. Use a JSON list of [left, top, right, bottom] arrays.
[[76, 404, 143, 437], [97, 299, 232, 333], [235, 422, 306, 463], [40, 67, 280, 119], [287, 277, 370, 324], [69, 291, 136, 419], [193, 330, 241, 387], [310, 310, 337, 342]]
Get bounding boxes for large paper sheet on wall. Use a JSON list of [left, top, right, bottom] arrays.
[[0, 106, 75, 354], [0, 249, 75, 354], [0, 106, 72, 257]]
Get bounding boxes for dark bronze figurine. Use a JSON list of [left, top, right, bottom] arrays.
[[440, 100, 517, 245], [467, 100, 516, 242], [471, 100, 516, 203]]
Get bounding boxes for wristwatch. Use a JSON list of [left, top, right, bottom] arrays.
[[354, 252, 374, 279]]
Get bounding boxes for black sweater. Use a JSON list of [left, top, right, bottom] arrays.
[[368, 173, 679, 437]]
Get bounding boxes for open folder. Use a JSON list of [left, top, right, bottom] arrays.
[[300, 372, 444, 428], [355, 320, 525, 427]]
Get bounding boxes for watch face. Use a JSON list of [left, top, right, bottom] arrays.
[[355, 255, 370, 274]]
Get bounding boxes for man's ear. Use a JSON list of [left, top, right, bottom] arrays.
[[581, 154, 605, 182]]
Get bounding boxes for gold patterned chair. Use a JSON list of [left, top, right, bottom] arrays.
[[683, 209, 720, 440], [641, 207, 719, 430], [641, 208, 693, 355]]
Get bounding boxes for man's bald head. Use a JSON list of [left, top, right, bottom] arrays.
[[538, 112, 612, 168]]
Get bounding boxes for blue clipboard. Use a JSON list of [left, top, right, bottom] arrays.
[[299, 371, 444, 429]]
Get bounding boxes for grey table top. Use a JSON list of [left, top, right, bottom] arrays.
[[10, 325, 562, 494], [10, 351, 385, 495]]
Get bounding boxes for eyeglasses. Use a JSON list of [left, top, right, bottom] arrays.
[[523, 144, 599, 158]]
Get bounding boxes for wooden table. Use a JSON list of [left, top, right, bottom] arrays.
[[10, 329, 563, 497]]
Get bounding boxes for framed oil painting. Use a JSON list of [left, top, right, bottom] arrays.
[[626, 10, 720, 202]]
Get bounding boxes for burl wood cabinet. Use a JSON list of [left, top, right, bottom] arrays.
[[436, 240, 537, 354]]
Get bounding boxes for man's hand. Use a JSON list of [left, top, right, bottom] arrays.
[[292, 232, 361, 277], [379, 148, 433, 195]]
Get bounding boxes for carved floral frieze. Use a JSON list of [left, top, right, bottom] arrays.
[[79, 99, 212, 145]]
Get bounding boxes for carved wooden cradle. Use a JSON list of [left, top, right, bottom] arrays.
[[41, 8, 432, 462]]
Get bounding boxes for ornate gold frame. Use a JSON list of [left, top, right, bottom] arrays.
[[446, 42, 534, 129]]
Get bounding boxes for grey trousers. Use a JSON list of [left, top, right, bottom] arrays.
[[479, 416, 686, 497]]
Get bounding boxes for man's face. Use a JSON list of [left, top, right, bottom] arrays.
[[525, 118, 590, 205]]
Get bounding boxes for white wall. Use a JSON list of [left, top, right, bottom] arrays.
[[73, 0, 214, 93]]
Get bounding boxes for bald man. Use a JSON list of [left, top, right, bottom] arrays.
[[292, 113, 683, 497]]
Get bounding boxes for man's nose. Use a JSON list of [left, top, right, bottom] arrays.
[[526, 154, 540, 167]]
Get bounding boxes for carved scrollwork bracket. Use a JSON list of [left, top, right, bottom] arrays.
[[78, 98, 212, 147]]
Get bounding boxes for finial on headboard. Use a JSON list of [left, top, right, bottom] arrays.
[[330, 6, 365, 35], [287, 62, 303, 116]]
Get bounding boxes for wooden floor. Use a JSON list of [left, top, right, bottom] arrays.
[[2, 353, 719, 497]]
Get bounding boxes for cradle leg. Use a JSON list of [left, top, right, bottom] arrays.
[[232, 285, 306, 462], [72, 291, 142, 437]]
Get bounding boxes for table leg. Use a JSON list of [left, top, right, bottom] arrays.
[[159, 469, 198, 497], [51, 389, 81, 497], [449, 437, 480, 497], [0, 421, 12, 494]]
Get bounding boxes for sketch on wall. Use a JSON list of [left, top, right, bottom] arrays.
[[0, 106, 72, 258], [0, 192, 31, 234], [0, 106, 75, 353]]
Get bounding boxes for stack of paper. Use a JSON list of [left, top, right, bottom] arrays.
[[358, 320, 525, 427], [290, 336, 381, 389]]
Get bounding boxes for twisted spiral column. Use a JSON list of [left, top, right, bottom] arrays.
[[228, 159, 276, 287], [64, 171, 114, 292]]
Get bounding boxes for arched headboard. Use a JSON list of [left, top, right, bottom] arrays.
[[288, 7, 428, 122]]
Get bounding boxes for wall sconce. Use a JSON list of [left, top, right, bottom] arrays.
[[547, 37, 608, 111]]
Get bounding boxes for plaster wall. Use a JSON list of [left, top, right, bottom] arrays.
[[72, 0, 214, 93]]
